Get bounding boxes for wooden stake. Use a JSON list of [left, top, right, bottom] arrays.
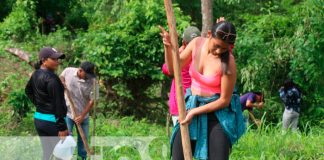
[[65, 89, 92, 156], [162, 0, 193, 159], [166, 113, 170, 138]]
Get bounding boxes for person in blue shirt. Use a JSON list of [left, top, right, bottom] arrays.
[[279, 79, 301, 131]]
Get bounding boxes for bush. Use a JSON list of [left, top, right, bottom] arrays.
[[7, 88, 32, 121], [234, 0, 324, 126], [72, 0, 191, 121], [0, 0, 36, 42]]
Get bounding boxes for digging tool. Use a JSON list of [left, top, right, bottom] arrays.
[[248, 111, 261, 127], [91, 79, 98, 157], [65, 88, 92, 156]]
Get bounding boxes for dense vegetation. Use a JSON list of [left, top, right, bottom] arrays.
[[0, 0, 323, 159], [1, 0, 323, 126]]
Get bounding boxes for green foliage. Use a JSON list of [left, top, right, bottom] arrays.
[[73, 0, 191, 120], [0, 0, 323, 128], [0, 0, 36, 41], [77, 0, 190, 80], [231, 125, 324, 159], [233, 0, 324, 126], [0, 0, 17, 21], [7, 88, 32, 120], [63, 2, 89, 31]]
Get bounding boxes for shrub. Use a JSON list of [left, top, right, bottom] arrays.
[[0, 0, 36, 42], [7, 88, 32, 121]]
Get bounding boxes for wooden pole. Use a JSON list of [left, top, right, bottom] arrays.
[[166, 113, 170, 138], [92, 79, 98, 156], [162, 0, 193, 159], [65, 89, 92, 156]]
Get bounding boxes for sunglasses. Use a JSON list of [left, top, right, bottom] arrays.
[[213, 30, 236, 44]]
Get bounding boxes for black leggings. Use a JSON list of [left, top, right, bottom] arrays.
[[34, 119, 60, 160], [172, 114, 232, 160]]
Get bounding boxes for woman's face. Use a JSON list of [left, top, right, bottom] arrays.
[[208, 37, 228, 56], [43, 58, 60, 71]]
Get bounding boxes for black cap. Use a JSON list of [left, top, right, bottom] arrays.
[[80, 61, 96, 78], [39, 47, 65, 60]]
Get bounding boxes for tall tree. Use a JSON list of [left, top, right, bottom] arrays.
[[201, 0, 213, 37]]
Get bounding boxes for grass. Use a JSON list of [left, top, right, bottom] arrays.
[[231, 125, 324, 160], [0, 110, 323, 160]]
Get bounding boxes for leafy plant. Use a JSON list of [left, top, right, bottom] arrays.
[[7, 88, 32, 121], [72, 0, 191, 120], [0, 0, 36, 42]]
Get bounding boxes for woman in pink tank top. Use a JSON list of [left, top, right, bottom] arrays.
[[161, 20, 239, 160]]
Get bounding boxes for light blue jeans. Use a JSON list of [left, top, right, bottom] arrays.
[[66, 117, 89, 159]]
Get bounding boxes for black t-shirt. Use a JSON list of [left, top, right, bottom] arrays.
[[25, 69, 67, 131]]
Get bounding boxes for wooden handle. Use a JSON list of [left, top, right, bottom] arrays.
[[163, 0, 193, 159], [248, 111, 261, 127], [65, 89, 92, 155]]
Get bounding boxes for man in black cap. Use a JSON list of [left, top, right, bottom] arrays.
[[60, 61, 98, 160]]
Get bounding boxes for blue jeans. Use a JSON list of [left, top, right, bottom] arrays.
[[66, 117, 89, 159]]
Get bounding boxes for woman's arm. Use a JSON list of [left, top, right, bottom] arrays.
[[246, 99, 264, 109], [159, 26, 195, 75], [47, 78, 68, 131], [180, 55, 237, 124], [25, 77, 35, 104]]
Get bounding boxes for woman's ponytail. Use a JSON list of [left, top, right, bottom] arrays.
[[220, 50, 230, 74], [34, 60, 42, 70]]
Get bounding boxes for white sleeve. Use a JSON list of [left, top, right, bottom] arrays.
[[60, 68, 68, 78]]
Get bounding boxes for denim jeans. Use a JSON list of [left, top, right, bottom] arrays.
[[66, 117, 89, 159]]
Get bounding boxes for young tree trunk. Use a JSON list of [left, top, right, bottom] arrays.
[[201, 0, 213, 37]]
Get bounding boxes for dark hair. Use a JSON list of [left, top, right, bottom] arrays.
[[253, 91, 265, 102], [283, 79, 301, 93], [34, 60, 42, 70], [211, 21, 236, 74], [211, 22, 236, 45]]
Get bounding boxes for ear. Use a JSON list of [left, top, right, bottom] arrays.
[[207, 30, 212, 38], [41, 58, 47, 64]]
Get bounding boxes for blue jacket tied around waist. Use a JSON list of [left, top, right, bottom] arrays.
[[170, 89, 246, 160]]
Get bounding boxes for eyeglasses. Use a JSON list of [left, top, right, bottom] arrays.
[[213, 30, 236, 44]]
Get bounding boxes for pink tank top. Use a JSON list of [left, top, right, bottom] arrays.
[[189, 38, 222, 95]]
